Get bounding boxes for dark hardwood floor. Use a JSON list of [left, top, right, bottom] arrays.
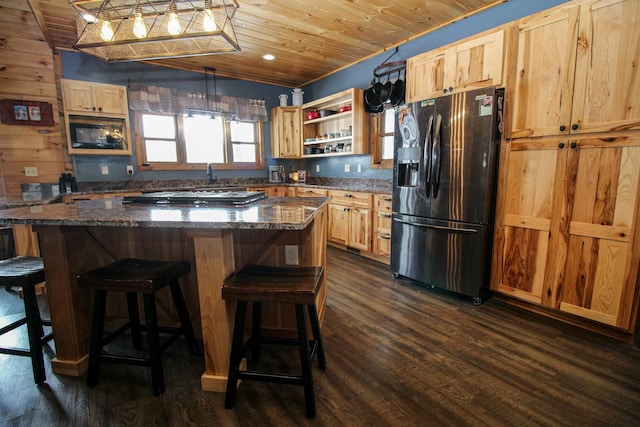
[[1, 247, 639, 426]]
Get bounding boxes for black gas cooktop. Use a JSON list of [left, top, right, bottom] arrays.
[[122, 191, 267, 206]]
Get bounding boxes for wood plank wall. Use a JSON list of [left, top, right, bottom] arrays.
[[0, 0, 69, 199]]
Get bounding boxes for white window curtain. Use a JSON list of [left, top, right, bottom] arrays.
[[127, 83, 268, 122]]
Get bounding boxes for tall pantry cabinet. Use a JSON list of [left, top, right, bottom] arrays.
[[492, 0, 640, 335]]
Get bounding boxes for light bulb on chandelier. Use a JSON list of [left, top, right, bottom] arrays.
[[133, 7, 147, 38]]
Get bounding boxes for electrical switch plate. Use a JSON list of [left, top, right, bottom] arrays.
[[126, 165, 134, 175], [316, 165, 320, 172], [285, 245, 299, 265], [344, 164, 350, 172], [101, 165, 109, 175], [24, 166, 38, 177], [357, 164, 362, 173]]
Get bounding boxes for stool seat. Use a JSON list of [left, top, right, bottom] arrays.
[[77, 258, 190, 293], [78, 258, 198, 396], [0, 256, 53, 385], [223, 264, 326, 419], [0, 256, 44, 286], [222, 265, 323, 304]]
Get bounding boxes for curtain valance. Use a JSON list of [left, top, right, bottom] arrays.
[[127, 83, 268, 122]]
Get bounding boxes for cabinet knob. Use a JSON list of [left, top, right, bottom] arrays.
[[570, 142, 577, 149], [443, 88, 448, 94], [448, 87, 453, 92], [571, 123, 579, 131], [558, 142, 565, 149], [92, 107, 96, 111], [559, 125, 566, 132], [343, 207, 349, 212]]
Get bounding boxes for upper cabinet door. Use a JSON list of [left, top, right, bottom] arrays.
[[450, 30, 505, 93], [92, 85, 128, 115], [570, 0, 640, 134], [62, 80, 128, 116], [272, 106, 301, 158], [510, 5, 579, 139], [406, 29, 505, 103], [406, 47, 447, 103]]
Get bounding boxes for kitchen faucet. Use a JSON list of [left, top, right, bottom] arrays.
[[206, 163, 217, 185]]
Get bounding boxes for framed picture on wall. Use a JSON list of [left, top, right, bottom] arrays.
[[0, 99, 54, 126]]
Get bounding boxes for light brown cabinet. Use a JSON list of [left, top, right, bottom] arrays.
[[327, 190, 372, 252], [492, 134, 640, 330], [270, 106, 302, 158], [372, 194, 392, 258], [301, 88, 368, 158], [61, 79, 132, 156], [295, 187, 328, 198], [406, 29, 504, 103], [509, 0, 640, 139], [62, 79, 129, 115]]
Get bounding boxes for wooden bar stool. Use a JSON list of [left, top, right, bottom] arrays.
[[0, 256, 54, 384], [77, 258, 199, 396], [222, 264, 326, 419]]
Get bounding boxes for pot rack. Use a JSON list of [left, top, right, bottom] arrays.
[[372, 47, 406, 80]]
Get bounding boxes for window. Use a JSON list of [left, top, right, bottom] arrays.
[[370, 105, 395, 169], [135, 112, 264, 170]]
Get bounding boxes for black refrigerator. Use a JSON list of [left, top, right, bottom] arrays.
[[391, 87, 503, 304]]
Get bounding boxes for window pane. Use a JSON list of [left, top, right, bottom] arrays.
[[232, 143, 256, 162], [384, 108, 395, 132], [230, 121, 255, 143], [145, 140, 178, 162], [142, 114, 175, 138], [382, 136, 394, 160], [183, 115, 224, 163]]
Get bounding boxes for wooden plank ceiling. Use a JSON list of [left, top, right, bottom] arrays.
[[24, 0, 505, 87]]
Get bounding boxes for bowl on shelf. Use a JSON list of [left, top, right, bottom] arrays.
[[307, 111, 321, 120], [319, 109, 337, 117], [339, 105, 352, 113]]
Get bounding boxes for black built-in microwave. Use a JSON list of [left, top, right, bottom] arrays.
[[69, 117, 126, 149]]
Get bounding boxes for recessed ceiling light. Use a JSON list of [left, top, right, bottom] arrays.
[[262, 54, 276, 61]]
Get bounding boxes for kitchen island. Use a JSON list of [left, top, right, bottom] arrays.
[[0, 195, 328, 392]]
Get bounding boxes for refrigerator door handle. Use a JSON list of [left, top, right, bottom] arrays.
[[431, 114, 443, 198], [423, 115, 434, 197], [393, 218, 478, 234]]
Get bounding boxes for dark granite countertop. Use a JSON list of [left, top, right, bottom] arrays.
[[0, 195, 328, 230], [1, 178, 391, 210]]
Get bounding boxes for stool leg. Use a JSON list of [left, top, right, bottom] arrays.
[[307, 304, 326, 370], [250, 301, 262, 363], [87, 290, 107, 388], [225, 300, 247, 410], [143, 294, 164, 397], [22, 284, 46, 384], [169, 280, 199, 355], [295, 304, 316, 419], [126, 292, 142, 349]]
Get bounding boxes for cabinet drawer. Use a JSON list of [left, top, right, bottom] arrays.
[[376, 211, 392, 234], [374, 194, 392, 212], [375, 233, 391, 257], [329, 190, 372, 208], [296, 187, 328, 197]]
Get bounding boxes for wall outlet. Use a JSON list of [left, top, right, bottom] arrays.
[[285, 245, 299, 265], [100, 165, 109, 175], [24, 166, 38, 177], [344, 164, 350, 172], [357, 164, 362, 173], [126, 165, 134, 175]]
